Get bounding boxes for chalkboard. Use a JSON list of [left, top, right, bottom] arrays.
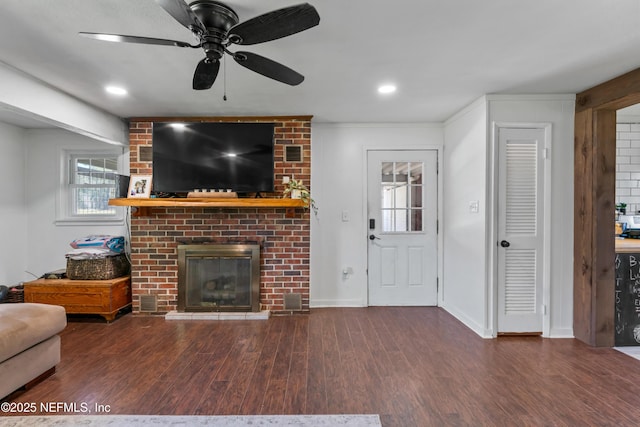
[[615, 253, 640, 346]]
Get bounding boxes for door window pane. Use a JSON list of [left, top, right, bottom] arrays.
[[410, 163, 423, 183], [411, 209, 423, 232], [380, 161, 424, 232]]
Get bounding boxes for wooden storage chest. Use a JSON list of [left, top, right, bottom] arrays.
[[24, 276, 131, 322]]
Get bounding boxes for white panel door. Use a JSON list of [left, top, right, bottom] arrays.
[[497, 128, 546, 333], [367, 150, 438, 306]]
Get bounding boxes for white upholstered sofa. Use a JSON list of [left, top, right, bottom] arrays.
[[0, 303, 67, 399]]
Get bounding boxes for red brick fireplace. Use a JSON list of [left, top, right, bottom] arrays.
[[127, 116, 311, 315]]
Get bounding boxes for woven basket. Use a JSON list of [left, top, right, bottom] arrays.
[[3, 285, 24, 303], [67, 254, 130, 280]]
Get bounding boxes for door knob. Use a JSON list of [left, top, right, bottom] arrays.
[[500, 240, 510, 248], [369, 234, 380, 241]]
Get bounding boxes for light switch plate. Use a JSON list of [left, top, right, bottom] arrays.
[[469, 200, 479, 213]]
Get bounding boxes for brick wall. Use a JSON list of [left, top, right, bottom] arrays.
[[128, 117, 311, 314], [616, 122, 640, 215]]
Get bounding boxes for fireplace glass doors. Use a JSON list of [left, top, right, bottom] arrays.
[[177, 244, 260, 312]]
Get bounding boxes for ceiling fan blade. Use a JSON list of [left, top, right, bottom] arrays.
[[79, 32, 195, 48], [155, 0, 205, 33], [193, 59, 220, 90], [233, 51, 304, 86], [228, 3, 320, 45]]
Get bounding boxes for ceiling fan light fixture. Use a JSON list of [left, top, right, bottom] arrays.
[[378, 84, 397, 95], [105, 85, 127, 96]]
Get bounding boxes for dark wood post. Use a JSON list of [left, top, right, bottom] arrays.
[[574, 68, 640, 346]]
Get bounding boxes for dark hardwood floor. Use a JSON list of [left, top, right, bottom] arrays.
[[6, 307, 640, 426]]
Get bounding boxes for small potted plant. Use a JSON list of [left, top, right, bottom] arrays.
[[283, 178, 317, 214], [617, 202, 628, 215]]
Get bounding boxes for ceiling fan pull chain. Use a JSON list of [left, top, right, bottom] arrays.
[[223, 54, 228, 101]]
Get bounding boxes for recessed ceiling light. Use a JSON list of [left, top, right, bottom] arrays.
[[378, 84, 397, 94], [105, 85, 127, 96], [170, 123, 186, 129]]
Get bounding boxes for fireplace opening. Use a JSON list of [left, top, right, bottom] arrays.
[[177, 244, 260, 312]]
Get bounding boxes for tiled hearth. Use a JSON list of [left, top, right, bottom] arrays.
[[127, 117, 311, 315], [165, 311, 270, 320]]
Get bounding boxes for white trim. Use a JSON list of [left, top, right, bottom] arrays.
[[445, 95, 488, 126], [310, 299, 367, 308], [362, 144, 443, 307], [485, 94, 576, 102], [548, 328, 574, 338], [490, 122, 553, 337], [442, 304, 493, 339], [313, 122, 442, 129], [542, 125, 552, 338]]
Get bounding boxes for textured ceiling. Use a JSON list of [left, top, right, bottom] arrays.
[[1, 0, 640, 127]]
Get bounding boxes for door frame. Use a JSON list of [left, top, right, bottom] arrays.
[[362, 144, 444, 306], [573, 67, 640, 347], [490, 122, 552, 336]]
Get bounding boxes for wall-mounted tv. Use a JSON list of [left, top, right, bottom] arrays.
[[152, 122, 275, 194]]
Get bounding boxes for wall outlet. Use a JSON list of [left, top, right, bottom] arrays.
[[469, 200, 479, 213]]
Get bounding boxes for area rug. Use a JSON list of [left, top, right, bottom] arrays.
[[0, 414, 382, 427]]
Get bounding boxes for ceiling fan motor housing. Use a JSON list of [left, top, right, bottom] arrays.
[[189, 0, 239, 60]]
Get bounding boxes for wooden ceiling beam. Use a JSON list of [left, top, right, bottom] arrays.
[[576, 67, 640, 112]]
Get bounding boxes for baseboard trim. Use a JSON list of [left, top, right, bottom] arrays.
[[310, 299, 367, 308]]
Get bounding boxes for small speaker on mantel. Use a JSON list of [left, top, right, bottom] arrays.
[[284, 145, 303, 163]]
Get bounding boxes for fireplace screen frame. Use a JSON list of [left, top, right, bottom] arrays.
[[177, 244, 261, 312]]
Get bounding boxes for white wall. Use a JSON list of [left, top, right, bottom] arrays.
[[0, 122, 28, 285], [0, 64, 128, 283], [312, 101, 574, 340], [442, 95, 575, 338], [487, 95, 575, 338], [310, 124, 443, 307], [442, 98, 490, 336], [23, 129, 128, 278]]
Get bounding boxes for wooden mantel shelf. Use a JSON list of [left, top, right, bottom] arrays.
[[108, 197, 306, 217]]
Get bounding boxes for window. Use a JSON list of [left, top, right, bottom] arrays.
[[56, 149, 124, 225], [380, 161, 424, 232]]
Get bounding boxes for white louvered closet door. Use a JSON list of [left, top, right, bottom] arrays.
[[497, 128, 545, 333]]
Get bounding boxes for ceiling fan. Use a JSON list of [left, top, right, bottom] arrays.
[[79, 0, 320, 90]]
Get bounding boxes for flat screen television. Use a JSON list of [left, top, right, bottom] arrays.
[[152, 122, 275, 194]]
